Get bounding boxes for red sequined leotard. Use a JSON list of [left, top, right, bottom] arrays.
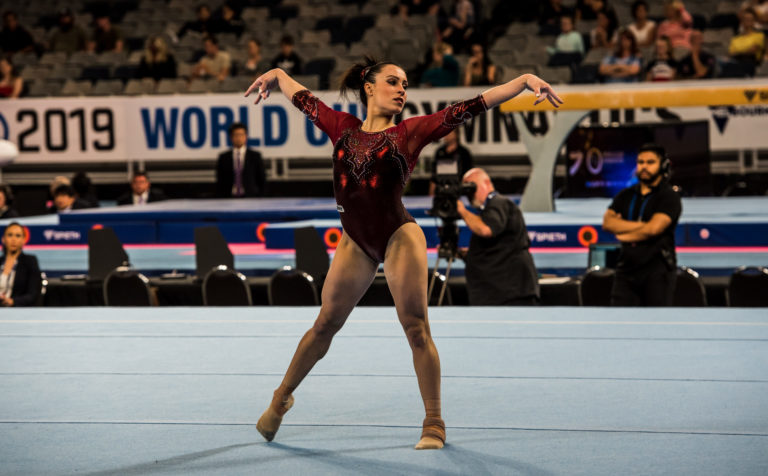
[[292, 90, 488, 262]]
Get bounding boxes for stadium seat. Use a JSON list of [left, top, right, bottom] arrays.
[[60, 80, 93, 96], [154, 78, 187, 94], [123, 78, 156, 95], [187, 78, 218, 93], [203, 265, 252, 306], [114, 65, 140, 81], [579, 266, 615, 306], [571, 63, 599, 84], [219, 77, 251, 93], [303, 58, 336, 89], [88, 79, 124, 96], [539, 66, 572, 84], [547, 52, 582, 67], [103, 266, 153, 306], [673, 267, 707, 307], [293, 226, 329, 287], [270, 4, 299, 22], [268, 266, 319, 306], [292, 74, 320, 90], [728, 266, 768, 307], [80, 65, 112, 82]]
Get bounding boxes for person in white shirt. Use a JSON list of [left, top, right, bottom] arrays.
[[116, 172, 167, 206], [628, 0, 657, 47]]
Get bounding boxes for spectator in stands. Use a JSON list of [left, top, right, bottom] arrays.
[[1, 222, 41, 307], [440, 0, 475, 54], [0, 10, 35, 56], [212, 3, 244, 36], [591, 8, 619, 50], [546, 14, 585, 58], [540, 0, 574, 35], [627, 0, 657, 48], [270, 35, 302, 76], [117, 172, 167, 205], [741, 0, 768, 27], [193, 35, 231, 81], [179, 4, 214, 38], [49, 185, 91, 213], [645, 36, 678, 81], [88, 13, 123, 54], [0, 184, 19, 219], [71, 172, 99, 208], [575, 0, 608, 22], [421, 41, 459, 87], [0, 56, 23, 98], [463, 43, 497, 86], [603, 143, 682, 306], [729, 8, 765, 74], [216, 122, 266, 198], [429, 129, 473, 196], [397, 0, 440, 19], [457, 168, 540, 306], [241, 38, 263, 78], [137, 36, 177, 82], [677, 30, 715, 79], [657, 0, 692, 50], [600, 29, 642, 82], [49, 8, 88, 54]]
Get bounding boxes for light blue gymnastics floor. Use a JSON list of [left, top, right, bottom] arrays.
[[1, 307, 767, 475]]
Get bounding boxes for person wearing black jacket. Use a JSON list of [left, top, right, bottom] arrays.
[[117, 172, 167, 206], [1, 222, 41, 307], [457, 168, 540, 305], [602, 143, 682, 306], [216, 122, 266, 198]]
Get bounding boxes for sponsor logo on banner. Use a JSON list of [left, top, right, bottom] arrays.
[[43, 229, 82, 241], [528, 231, 568, 243], [710, 105, 768, 134]]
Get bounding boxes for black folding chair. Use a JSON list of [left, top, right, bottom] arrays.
[[673, 266, 707, 307], [103, 266, 153, 306], [268, 266, 319, 306], [294, 226, 329, 290], [579, 266, 615, 306], [728, 266, 768, 307], [202, 265, 252, 306]]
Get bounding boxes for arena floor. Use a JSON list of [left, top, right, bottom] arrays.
[[2, 307, 766, 475]]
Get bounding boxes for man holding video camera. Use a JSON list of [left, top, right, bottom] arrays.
[[456, 168, 539, 306]]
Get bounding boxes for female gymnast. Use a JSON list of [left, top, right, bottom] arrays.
[[244, 57, 562, 450]]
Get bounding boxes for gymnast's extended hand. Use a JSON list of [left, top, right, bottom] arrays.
[[244, 68, 305, 105], [481, 73, 564, 109]]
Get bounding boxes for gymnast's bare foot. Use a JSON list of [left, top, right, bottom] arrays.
[[256, 392, 294, 442], [414, 416, 445, 450]]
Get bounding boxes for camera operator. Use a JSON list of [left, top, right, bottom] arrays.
[[456, 168, 540, 306], [429, 129, 474, 196], [602, 143, 682, 306]]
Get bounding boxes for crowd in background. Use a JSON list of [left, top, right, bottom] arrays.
[[0, 0, 765, 98]]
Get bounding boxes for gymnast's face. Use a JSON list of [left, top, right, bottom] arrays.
[[366, 64, 408, 116]]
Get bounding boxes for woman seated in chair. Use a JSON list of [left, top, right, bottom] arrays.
[[1, 222, 42, 307]]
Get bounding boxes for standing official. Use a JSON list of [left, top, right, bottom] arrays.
[[602, 143, 682, 306], [216, 122, 266, 198]]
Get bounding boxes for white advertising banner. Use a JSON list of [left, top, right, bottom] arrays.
[[1, 86, 767, 164]]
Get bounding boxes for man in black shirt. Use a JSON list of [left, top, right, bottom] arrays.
[[602, 143, 682, 306], [457, 168, 539, 305], [676, 30, 715, 79], [270, 35, 302, 76], [0, 11, 34, 55]]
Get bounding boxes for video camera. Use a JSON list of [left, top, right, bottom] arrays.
[[428, 157, 476, 221]]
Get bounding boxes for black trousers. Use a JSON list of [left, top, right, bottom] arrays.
[[610, 257, 676, 306]]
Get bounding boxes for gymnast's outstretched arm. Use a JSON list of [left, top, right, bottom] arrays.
[[244, 68, 306, 105], [480, 73, 564, 110]]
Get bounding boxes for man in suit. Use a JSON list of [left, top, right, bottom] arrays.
[[117, 172, 167, 206], [216, 122, 266, 198]]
